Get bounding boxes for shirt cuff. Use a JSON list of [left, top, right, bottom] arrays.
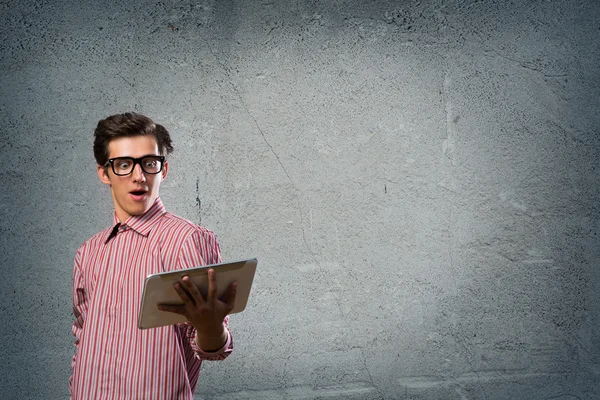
[[186, 323, 233, 360]]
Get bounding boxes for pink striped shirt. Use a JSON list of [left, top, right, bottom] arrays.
[[70, 198, 232, 399]]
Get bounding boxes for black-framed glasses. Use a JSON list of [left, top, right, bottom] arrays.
[[104, 155, 165, 176]]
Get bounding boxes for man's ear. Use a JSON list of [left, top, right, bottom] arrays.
[[97, 164, 112, 185], [161, 160, 169, 180]]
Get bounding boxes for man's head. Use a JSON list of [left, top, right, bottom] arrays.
[[94, 113, 173, 222]]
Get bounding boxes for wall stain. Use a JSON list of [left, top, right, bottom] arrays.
[[196, 177, 201, 224]]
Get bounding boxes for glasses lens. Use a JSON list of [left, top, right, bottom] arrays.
[[141, 156, 163, 174], [112, 158, 134, 175]]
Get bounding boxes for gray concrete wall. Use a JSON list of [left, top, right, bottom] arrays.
[[1, 0, 599, 399]]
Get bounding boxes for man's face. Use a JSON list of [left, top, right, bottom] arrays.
[[97, 135, 168, 222]]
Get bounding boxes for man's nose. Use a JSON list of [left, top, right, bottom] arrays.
[[132, 163, 146, 182]]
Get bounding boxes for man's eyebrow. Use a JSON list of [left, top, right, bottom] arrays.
[[110, 154, 162, 159]]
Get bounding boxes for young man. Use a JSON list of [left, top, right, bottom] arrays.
[[70, 113, 236, 399]]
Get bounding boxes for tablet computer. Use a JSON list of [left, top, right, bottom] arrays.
[[138, 258, 258, 329]]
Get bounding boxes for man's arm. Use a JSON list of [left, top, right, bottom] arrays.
[[159, 228, 235, 358], [169, 270, 236, 350], [181, 316, 233, 360], [70, 248, 87, 389], [195, 321, 228, 351]]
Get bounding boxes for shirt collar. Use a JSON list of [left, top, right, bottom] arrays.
[[104, 197, 166, 243]]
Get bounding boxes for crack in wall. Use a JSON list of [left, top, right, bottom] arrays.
[[116, 73, 135, 88], [360, 347, 385, 400], [399, 371, 568, 387], [544, 395, 583, 400], [451, 333, 489, 400], [483, 46, 568, 78], [470, 30, 568, 78], [200, 39, 316, 263], [211, 382, 381, 398], [201, 35, 383, 400], [203, 41, 382, 396]]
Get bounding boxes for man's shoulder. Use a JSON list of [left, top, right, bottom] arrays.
[[158, 211, 216, 238], [155, 213, 220, 260]]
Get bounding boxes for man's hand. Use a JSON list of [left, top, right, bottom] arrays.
[[158, 269, 237, 351]]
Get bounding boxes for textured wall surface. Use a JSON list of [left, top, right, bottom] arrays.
[[1, 0, 599, 399]]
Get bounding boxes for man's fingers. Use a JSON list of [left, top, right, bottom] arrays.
[[180, 276, 204, 304], [207, 269, 218, 306], [174, 281, 196, 305], [157, 303, 186, 315], [220, 282, 237, 311]]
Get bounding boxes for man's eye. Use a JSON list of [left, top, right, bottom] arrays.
[[144, 160, 157, 168], [117, 161, 132, 169]]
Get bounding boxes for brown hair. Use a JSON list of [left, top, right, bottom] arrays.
[[93, 112, 174, 166]]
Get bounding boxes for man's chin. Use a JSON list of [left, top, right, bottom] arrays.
[[126, 201, 152, 216]]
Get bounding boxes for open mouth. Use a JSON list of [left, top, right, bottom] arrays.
[[130, 190, 148, 200]]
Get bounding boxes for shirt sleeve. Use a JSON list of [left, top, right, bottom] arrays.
[[176, 228, 233, 360], [70, 247, 87, 388]]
